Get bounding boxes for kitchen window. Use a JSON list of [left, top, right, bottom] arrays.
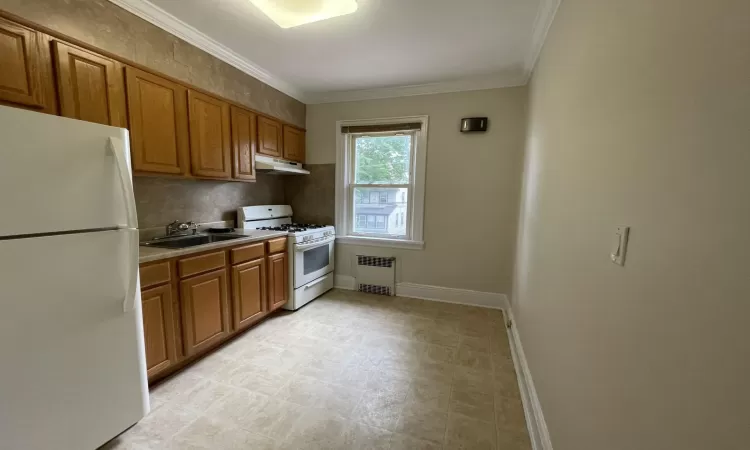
[[335, 116, 428, 249]]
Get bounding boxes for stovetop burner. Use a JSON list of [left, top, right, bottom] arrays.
[[257, 226, 305, 232], [256, 223, 330, 233]]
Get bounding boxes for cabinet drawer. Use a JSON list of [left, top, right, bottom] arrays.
[[179, 251, 226, 278], [140, 262, 171, 289], [267, 237, 287, 254], [231, 242, 265, 265]]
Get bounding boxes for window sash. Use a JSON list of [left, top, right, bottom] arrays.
[[346, 131, 419, 240], [348, 185, 411, 238], [336, 116, 428, 249]]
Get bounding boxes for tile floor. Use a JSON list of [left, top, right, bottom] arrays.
[[102, 289, 531, 450]]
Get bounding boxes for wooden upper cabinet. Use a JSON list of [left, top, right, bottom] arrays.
[[125, 67, 190, 175], [267, 252, 288, 312], [257, 116, 283, 158], [231, 258, 266, 331], [188, 90, 231, 179], [230, 106, 257, 181], [53, 41, 126, 127], [282, 126, 305, 163], [180, 268, 230, 356], [0, 17, 45, 108], [141, 284, 178, 379]]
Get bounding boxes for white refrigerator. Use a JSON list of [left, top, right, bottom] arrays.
[[0, 106, 149, 449]]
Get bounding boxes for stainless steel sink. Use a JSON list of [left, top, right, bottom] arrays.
[[141, 233, 244, 249]]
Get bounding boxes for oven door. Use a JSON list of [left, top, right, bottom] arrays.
[[294, 237, 335, 289]]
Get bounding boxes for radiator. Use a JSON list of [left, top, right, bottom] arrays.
[[354, 255, 396, 296]]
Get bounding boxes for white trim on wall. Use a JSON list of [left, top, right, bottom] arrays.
[[397, 283, 509, 310], [107, 0, 307, 102], [107, 0, 562, 104], [333, 276, 510, 310], [306, 73, 527, 104], [506, 308, 554, 450], [334, 274, 357, 290], [523, 0, 562, 80]]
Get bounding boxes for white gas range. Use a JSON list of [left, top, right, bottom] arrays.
[[237, 205, 335, 310]]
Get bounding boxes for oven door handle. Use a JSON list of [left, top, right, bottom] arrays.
[[304, 277, 329, 289], [295, 237, 335, 251]]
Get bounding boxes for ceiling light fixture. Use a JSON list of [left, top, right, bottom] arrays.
[[250, 0, 358, 29]]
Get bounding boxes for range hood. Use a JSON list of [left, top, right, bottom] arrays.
[[255, 154, 309, 175]]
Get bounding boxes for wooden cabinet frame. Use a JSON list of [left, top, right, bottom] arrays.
[[53, 40, 126, 127], [231, 257, 267, 331]]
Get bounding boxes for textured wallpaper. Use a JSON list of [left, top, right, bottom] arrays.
[[133, 176, 286, 229]]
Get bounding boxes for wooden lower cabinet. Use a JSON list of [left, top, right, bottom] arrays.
[[180, 268, 230, 356], [231, 258, 266, 331], [141, 284, 177, 379], [140, 238, 289, 381], [267, 252, 288, 312]]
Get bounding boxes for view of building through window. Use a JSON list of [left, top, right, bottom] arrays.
[[351, 134, 411, 237]]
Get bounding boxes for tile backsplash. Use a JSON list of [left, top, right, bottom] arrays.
[[133, 175, 285, 228]]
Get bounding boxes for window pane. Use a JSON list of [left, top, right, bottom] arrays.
[[353, 187, 409, 237], [354, 134, 411, 184]]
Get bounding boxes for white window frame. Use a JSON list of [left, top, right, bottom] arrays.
[[335, 115, 428, 250]]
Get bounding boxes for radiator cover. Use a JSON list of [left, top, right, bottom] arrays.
[[354, 255, 396, 296]]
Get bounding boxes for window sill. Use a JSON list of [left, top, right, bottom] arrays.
[[335, 235, 424, 250]]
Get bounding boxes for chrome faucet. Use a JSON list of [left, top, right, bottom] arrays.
[[166, 220, 198, 237]]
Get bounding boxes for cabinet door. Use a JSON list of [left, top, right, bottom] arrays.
[[125, 67, 190, 175], [230, 106, 257, 181], [141, 284, 177, 379], [231, 258, 266, 331], [53, 41, 126, 127], [188, 90, 231, 179], [0, 17, 45, 108], [180, 268, 230, 356], [282, 126, 305, 163], [257, 116, 283, 157], [267, 252, 288, 312]]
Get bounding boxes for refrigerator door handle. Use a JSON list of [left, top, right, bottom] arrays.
[[123, 228, 139, 313], [108, 137, 138, 230]]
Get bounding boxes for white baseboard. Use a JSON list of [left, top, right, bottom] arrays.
[[334, 276, 509, 310], [334, 275, 356, 290], [397, 282, 509, 310], [506, 308, 553, 450]]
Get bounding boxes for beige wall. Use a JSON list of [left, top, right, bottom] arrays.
[[306, 88, 527, 294], [514, 0, 750, 449]]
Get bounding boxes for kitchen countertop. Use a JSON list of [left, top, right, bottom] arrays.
[[139, 229, 288, 264]]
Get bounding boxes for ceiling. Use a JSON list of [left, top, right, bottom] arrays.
[[111, 0, 557, 103]]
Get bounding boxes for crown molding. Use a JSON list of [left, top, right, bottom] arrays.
[[107, 0, 561, 105], [524, 0, 562, 81], [305, 73, 528, 104], [106, 0, 308, 102]]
